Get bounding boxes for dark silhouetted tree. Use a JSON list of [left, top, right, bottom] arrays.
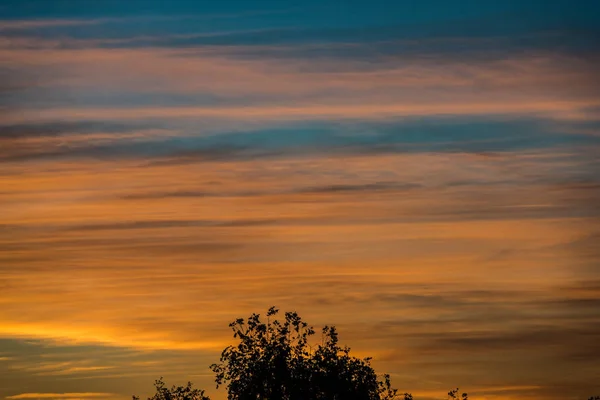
[[448, 388, 468, 400], [209, 306, 400, 400], [133, 378, 210, 400]]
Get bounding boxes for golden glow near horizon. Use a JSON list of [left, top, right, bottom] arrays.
[[1, 2, 599, 400]]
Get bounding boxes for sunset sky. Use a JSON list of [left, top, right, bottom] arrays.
[[1, 0, 599, 399]]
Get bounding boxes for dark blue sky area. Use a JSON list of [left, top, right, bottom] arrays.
[[1, 0, 598, 28], [1, 0, 598, 58]]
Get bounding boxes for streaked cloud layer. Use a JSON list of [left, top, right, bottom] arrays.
[[1, 1, 599, 399]]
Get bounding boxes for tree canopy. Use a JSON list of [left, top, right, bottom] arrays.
[[209, 306, 399, 400], [134, 379, 210, 400]]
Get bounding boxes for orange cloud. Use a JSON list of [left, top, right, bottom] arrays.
[[2, 43, 598, 126], [1, 151, 597, 359], [5, 100, 598, 127], [7, 394, 115, 399]]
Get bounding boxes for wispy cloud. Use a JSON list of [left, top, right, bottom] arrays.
[[0, 17, 122, 30], [7, 394, 114, 399]]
